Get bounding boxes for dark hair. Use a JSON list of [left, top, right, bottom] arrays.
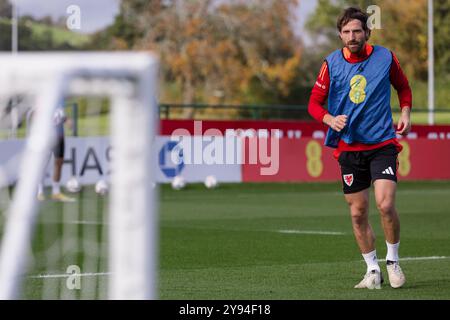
[[337, 7, 370, 33]]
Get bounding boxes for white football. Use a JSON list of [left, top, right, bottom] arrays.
[[95, 179, 109, 195], [66, 176, 81, 193], [171, 175, 186, 190], [53, 108, 66, 125], [204, 175, 218, 189]]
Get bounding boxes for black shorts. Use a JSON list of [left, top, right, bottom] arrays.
[[338, 144, 399, 194], [53, 136, 65, 158]]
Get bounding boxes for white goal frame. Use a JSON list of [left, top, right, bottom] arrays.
[[0, 52, 159, 299]]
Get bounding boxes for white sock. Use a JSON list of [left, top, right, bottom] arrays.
[[386, 241, 400, 262], [362, 250, 380, 273], [52, 182, 60, 195]]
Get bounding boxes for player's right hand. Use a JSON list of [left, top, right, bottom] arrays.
[[329, 115, 348, 132]]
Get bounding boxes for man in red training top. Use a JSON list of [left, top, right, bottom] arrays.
[[308, 7, 412, 289]]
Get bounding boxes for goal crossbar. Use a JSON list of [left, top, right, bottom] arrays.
[[0, 52, 159, 300]]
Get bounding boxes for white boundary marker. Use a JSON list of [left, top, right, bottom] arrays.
[[29, 256, 450, 280], [277, 229, 346, 235], [378, 256, 449, 262], [30, 272, 111, 279]]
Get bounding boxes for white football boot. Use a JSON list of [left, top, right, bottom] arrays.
[[386, 261, 406, 288], [354, 269, 383, 289]]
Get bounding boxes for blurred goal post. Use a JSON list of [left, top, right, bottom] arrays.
[[0, 52, 159, 299]]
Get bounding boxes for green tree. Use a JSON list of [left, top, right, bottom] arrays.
[[91, 0, 303, 110], [0, 0, 11, 18], [306, 0, 449, 81], [434, 0, 450, 78]]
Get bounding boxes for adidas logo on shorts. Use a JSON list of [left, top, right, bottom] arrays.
[[382, 166, 395, 175]]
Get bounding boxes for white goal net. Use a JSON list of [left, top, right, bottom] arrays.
[[0, 52, 159, 299]]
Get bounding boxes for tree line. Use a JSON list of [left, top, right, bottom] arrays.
[[91, 0, 448, 109], [1, 0, 448, 110]]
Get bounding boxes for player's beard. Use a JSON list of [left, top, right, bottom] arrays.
[[346, 39, 365, 54]]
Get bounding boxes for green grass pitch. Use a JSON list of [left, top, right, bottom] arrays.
[[1, 181, 450, 299]]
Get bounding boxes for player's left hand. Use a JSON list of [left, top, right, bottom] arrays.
[[396, 106, 411, 136]]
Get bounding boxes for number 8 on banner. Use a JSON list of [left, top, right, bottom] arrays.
[[306, 140, 323, 178]]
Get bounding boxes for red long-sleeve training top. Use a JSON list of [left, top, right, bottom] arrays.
[[308, 44, 412, 159]]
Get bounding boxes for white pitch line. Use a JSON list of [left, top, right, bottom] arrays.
[[277, 229, 346, 235], [30, 272, 111, 279], [68, 220, 106, 225], [29, 257, 450, 280], [378, 256, 450, 262]]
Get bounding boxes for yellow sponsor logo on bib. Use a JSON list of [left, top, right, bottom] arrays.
[[349, 75, 367, 104]]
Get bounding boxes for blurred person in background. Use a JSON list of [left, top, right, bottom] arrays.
[[37, 104, 75, 202]]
